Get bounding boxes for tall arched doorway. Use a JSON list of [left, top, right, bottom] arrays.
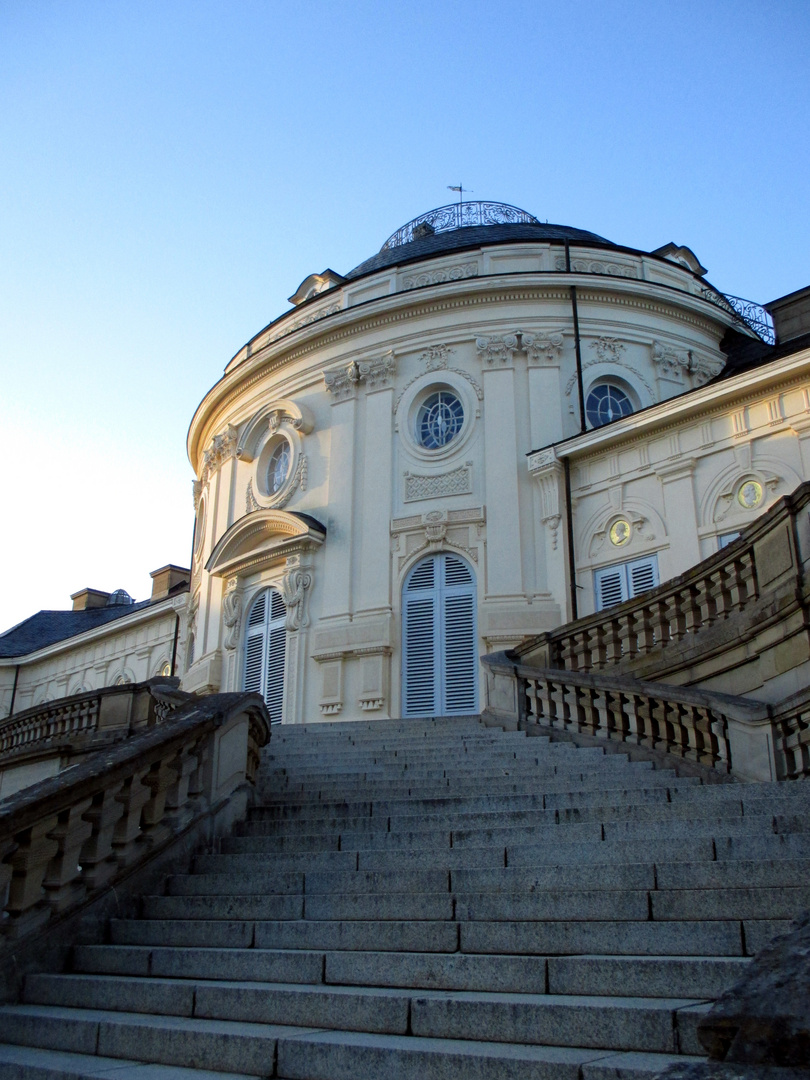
[[243, 588, 287, 723], [402, 553, 478, 717]]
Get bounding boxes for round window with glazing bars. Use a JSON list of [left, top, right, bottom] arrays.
[[416, 390, 464, 449], [586, 383, 634, 428], [266, 440, 292, 495]]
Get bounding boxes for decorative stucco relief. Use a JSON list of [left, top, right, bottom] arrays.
[[222, 579, 243, 651], [651, 340, 724, 386], [281, 560, 313, 631], [404, 463, 472, 502], [475, 331, 564, 366], [528, 448, 565, 550], [266, 300, 341, 344], [402, 261, 478, 290], [325, 352, 396, 401], [393, 345, 483, 416], [554, 256, 638, 278], [201, 425, 238, 487]]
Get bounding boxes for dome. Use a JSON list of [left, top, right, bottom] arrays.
[[347, 201, 613, 279]]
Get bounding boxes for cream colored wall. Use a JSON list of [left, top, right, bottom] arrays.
[[561, 350, 810, 616], [185, 240, 744, 722], [0, 599, 185, 720]]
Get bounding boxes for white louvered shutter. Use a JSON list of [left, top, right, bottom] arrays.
[[242, 588, 286, 723], [265, 590, 287, 724], [402, 554, 477, 717], [403, 557, 438, 716]]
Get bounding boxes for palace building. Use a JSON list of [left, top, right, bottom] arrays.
[[3, 201, 810, 727]]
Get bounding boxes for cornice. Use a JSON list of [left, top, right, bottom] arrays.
[[189, 274, 739, 468], [552, 347, 810, 463]]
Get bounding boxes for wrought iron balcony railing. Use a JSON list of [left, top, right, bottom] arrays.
[[701, 287, 775, 345], [381, 201, 540, 250]]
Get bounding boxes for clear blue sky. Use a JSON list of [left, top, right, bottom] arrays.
[[2, 0, 809, 631]]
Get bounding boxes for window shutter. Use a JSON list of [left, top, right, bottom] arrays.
[[243, 634, 264, 694], [594, 566, 626, 611], [403, 594, 437, 716], [443, 592, 476, 713], [628, 556, 659, 598]]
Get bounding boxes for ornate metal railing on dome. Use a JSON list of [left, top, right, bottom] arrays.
[[701, 287, 776, 345], [381, 201, 540, 251]]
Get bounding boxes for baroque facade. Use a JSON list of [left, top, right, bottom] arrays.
[[3, 201, 810, 726]]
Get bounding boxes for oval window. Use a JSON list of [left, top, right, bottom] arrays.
[[266, 440, 292, 495]]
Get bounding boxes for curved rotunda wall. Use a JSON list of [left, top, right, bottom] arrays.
[[184, 209, 751, 722]]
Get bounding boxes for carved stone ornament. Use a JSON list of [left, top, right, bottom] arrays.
[[529, 449, 565, 551], [402, 262, 478, 291], [421, 344, 453, 371], [201, 426, 238, 487], [651, 340, 724, 386], [246, 479, 261, 514], [554, 255, 637, 278], [589, 514, 654, 558], [590, 337, 626, 364], [404, 464, 472, 503], [274, 454, 307, 510], [325, 352, 397, 401], [476, 331, 564, 366], [192, 480, 203, 511], [222, 578, 243, 651], [267, 299, 341, 345], [281, 564, 313, 631]]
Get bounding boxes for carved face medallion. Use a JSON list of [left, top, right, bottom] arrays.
[[737, 480, 763, 510], [609, 519, 632, 547]]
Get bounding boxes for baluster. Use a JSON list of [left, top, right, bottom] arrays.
[[604, 620, 623, 664], [635, 606, 656, 655], [559, 637, 577, 672], [112, 771, 152, 867], [163, 743, 202, 832], [42, 798, 94, 913], [633, 694, 654, 747], [740, 551, 758, 604], [710, 714, 730, 771], [141, 755, 180, 848], [680, 585, 701, 636], [572, 631, 591, 672], [587, 626, 607, 670], [591, 691, 610, 738], [624, 693, 643, 745], [712, 566, 733, 621], [696, 576, 717, 628], [604, 690, 627, 740], [79, 783, 126, 891], [579, 685, 600, 736], [536, 679, 556, 725], [666, 593, 687, 643], [617, 614, 637, 663], [563, 683, 584, 732], [549, 680, 569, 730], [4, 815, 61, 938]]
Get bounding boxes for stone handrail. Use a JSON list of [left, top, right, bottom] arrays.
[[0, 692, 270, 943], [516, 484, 810, 682], [0, 679, 188, 764], [483, 652, 810, 782]]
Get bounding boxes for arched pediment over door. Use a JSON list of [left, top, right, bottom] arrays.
[[205, 510, 326, 580], [205, 510, 326, 720]]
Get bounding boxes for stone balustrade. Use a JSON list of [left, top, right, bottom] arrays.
[[483, 652, 810, 782], [0, 692, 269, 943], [517, 483, 810, 700]]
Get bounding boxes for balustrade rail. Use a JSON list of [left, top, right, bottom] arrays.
[[483, 653, 810, 782], [0, 692, 269, 943], [0, 679, 186, 764]]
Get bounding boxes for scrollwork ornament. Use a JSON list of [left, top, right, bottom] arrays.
[[281, 568, 313, 631], [222, 579, 243, 651]]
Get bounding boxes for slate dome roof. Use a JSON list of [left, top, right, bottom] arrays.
[[347, 201, 613, 280]]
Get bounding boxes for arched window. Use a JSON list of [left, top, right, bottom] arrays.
[[586, 382, 634, 428], [243, 588, 287, 723], [402, 553, 477, 717]]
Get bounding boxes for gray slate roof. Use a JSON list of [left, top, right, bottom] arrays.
[[0, 602, 152, 659], [346, 222, 614, 280]]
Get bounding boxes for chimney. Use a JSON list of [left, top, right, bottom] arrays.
[[150, 564, 191, 602], [764, 285, 810, 345], [71, 588, 111, 611]]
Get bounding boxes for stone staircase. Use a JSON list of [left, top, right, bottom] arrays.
[[0, 715, 808, 1079]]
